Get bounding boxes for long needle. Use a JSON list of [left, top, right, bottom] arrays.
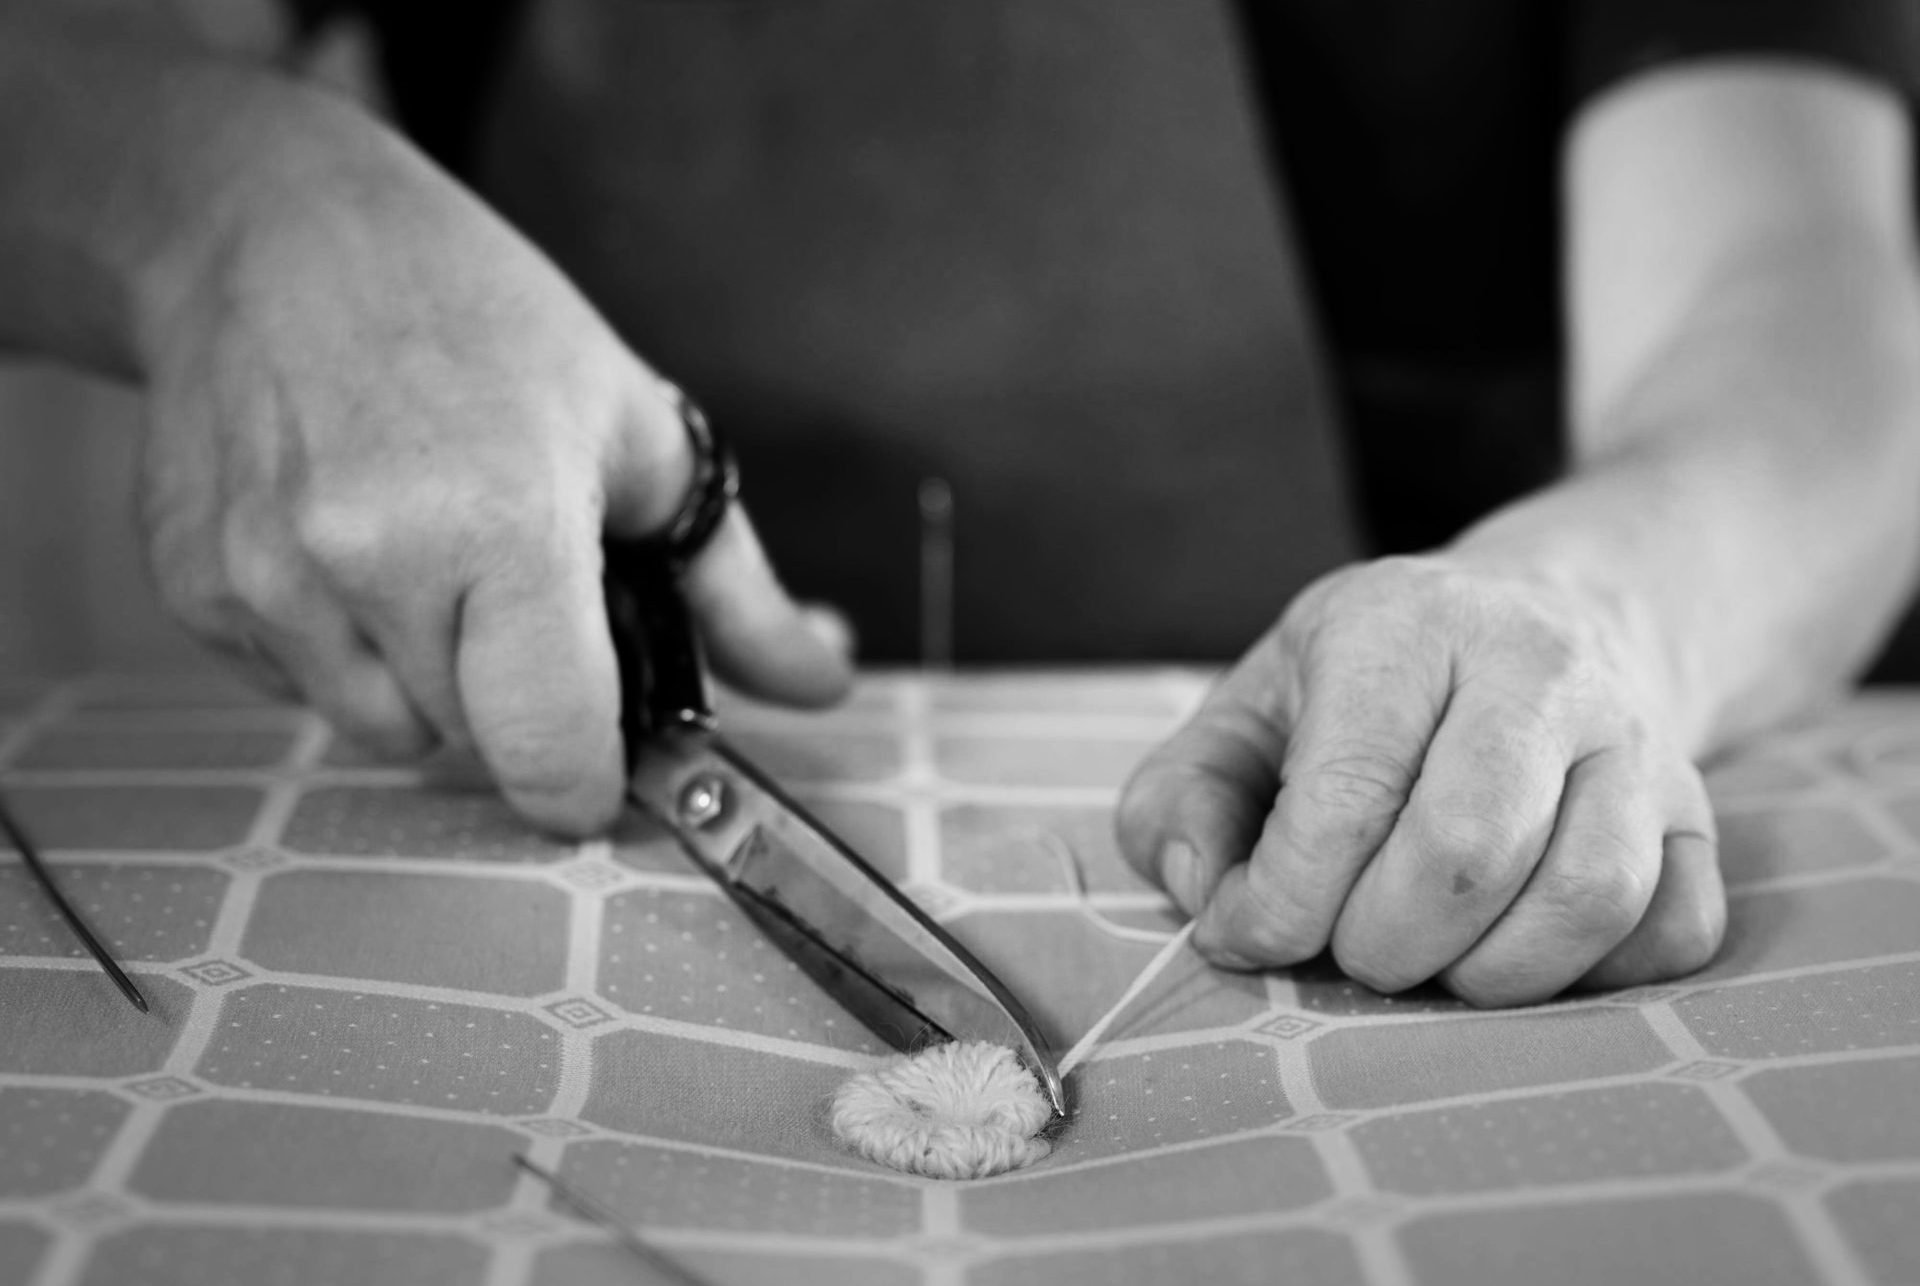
[[0, 790, 148, 1013], [512, 1155, 709, 1286], [918, 477, 954, 670]]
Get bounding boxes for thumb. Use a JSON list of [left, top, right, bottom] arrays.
[[1116, 660, 1291, 917]]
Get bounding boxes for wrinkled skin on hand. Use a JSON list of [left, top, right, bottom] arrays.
[[139, 150, 849, 835], [1118, 555, 1727, 1007]]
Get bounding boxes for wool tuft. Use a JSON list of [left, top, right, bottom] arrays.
[[829, 1041, 1053, 1179]]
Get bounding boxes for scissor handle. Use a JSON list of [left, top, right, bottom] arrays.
[[603, 540, 715, 768]]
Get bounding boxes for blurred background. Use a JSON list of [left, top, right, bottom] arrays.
[[0, 365, 207, 676], [7, 0, 1920, 684]]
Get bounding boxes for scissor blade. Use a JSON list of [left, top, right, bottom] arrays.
[[629, 733, 1065, 1116]]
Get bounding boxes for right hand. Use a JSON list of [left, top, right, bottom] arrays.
[[138, 106, 851, 834]]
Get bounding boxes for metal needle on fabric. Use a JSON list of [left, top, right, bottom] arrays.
[[512, 1155, 710, 1286], [0, 789, 149, 1013], [918, 476, 954, 669]]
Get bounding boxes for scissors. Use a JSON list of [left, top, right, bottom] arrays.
[[601, 399, 1065, 1119]]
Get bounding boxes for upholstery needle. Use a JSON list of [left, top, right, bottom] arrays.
[[0, 789, 148, 1013], [512, 1154, 710, 1286], [918, 477, 954, 670]]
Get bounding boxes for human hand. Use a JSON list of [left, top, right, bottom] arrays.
[[138, 115, 850, 834], [1117, 555, 1726, 1006]]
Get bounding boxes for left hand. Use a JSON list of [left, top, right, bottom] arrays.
[[1116, 553, 1727, 1006]]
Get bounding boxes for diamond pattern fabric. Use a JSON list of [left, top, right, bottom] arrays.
[[2, 672, 1917, 1285]]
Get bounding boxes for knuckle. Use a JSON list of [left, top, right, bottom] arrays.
[[1293, 747, 1415, 819], [293, 497, 393, 577], [1413, 802, 1530, 891], [1281, 558, 1439, 654], [294, 494, 443, 589], [1607, 711, 1658, 761], [1514, 617, 1584, 684], [296, 469, 568, 588], [1540, 852, 1652, 937], [1266, 747, 1416, 887], [1482, 610, 1610, 711]]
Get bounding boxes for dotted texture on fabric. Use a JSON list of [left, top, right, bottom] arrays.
[[2, 672, 1919, 1286]]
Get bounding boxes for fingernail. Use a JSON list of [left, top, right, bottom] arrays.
[[1162, 840, 1208, 916]]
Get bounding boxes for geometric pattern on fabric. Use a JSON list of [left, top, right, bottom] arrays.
[[3, 672, 1919, 1285]]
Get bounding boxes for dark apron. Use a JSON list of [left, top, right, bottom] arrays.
[[475, 0, 1358, 661]]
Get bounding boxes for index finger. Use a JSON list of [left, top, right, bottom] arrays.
[[1194, 657, 1444, 969]]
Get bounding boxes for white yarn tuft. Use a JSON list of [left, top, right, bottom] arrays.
[[828, 1041, 1054, 1180], [830, 831, 1201, 1178]]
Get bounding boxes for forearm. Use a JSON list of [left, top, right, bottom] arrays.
[[0, 2, 357, 378], [1454, 228, 1920, 755]]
